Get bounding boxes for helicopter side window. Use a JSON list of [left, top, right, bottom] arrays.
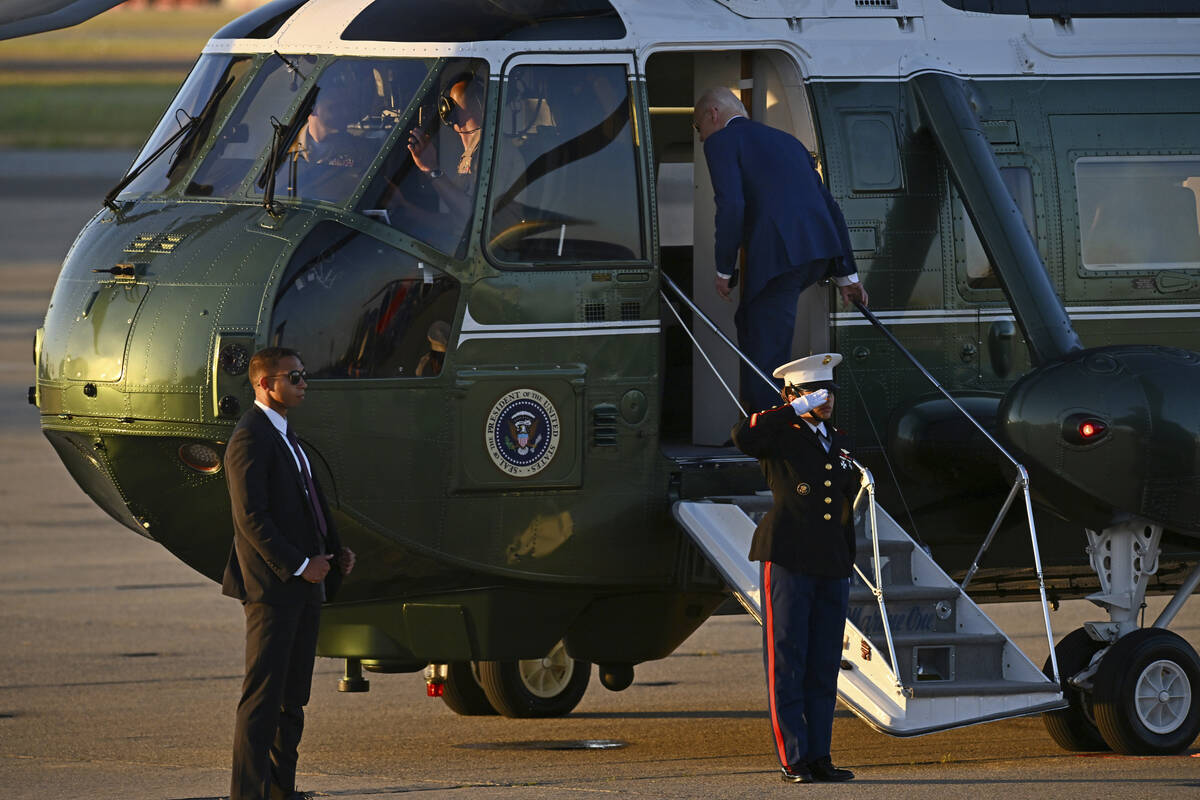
[[962, 166, 1037, 290], [269, 222, 460, 380], [119, 55, 253, 199], [187, 53, 318, 198], [486, 63, 645, 265], [1075, 156, 1200, 271], [358, 59, 490, 259]]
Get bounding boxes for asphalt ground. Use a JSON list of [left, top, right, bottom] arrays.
[[1, 151, 1198, 800]]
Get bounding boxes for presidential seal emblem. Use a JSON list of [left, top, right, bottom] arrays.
[[485, 389, 560, 477]]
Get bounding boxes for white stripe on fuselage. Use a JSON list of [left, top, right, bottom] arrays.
[[457, 306, 659, 345], [831, 304, 1200, 326]]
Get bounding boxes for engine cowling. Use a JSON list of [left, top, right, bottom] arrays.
[[999, 345, 1200, 534]]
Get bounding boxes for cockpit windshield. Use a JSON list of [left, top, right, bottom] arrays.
[[118, 54, 253, 198], [118, 54, 491, 259], [187, 52, 320, 198], [356, 59, 489, 258]]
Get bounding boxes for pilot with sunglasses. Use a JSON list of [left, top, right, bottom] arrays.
[[407, 71, 486, 219]]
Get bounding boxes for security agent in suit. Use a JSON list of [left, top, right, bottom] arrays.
[[222, 347, 356, 800], [731, 353, 858, 784], [695, 87, 868, 412]]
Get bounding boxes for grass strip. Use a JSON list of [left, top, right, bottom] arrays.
[[0, 83, 178, 149]]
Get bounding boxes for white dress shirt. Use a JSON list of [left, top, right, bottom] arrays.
[[254, 400, 313, 576]]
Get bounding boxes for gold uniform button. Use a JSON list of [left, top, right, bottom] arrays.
[[824, 496, 832, 504], [825, 463, 833, 470], [823, 513, 832, 521], [824, 480, 832, 487]]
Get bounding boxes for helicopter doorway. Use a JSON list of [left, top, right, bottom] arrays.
[[646, 49, 829, 448]]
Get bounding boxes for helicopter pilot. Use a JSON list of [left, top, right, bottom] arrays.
[[289, 87, 371, 169], [406, 72, 486, 220], [731, 352, 859, 784]]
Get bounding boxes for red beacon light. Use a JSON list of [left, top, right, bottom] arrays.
[[1063, 414, 1109, 445]]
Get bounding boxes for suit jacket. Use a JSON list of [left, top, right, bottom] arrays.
[[222, 405, 342, 605], [703, 116, 857, 303], [731, 404, 858, 578]]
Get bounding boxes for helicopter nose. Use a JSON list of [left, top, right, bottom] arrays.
[[999, 345, 1200, 533]]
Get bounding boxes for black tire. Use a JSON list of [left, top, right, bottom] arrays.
[[477, 640, 591, 718], [1092, 628, 1200, 755], [1041, 627, 1110, 752], [440, 661, 498, 716]]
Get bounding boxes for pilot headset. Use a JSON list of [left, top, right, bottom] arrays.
[[438, 71, 485, 130]]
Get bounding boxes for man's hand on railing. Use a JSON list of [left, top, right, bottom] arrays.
[[840, 281, 869, 309]]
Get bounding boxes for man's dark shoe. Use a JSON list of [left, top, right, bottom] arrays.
[[808, 756, 854, 782], [780, 764, 814, 783]]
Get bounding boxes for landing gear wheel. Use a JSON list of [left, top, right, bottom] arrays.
[[1041, 627, 1109, 752], [477, 640, 591, 718], [1092, 628, 1200, 755], [440, 661, 498, 716]]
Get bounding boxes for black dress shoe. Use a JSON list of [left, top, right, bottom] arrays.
[[808, 756, 854, 782], [780, 764, 814, 783]]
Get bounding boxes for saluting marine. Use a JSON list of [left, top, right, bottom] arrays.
[[731, 352, 859, 784]]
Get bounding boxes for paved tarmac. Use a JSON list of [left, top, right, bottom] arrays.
[[1, 151, 1198, 800]]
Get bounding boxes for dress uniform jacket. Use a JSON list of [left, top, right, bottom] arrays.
[[731, 404, 858, 578]]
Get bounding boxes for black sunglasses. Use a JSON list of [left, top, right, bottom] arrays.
[[267, 369, 307, 385]]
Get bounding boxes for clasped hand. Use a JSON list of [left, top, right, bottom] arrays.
[[300, 547, 357, 583]]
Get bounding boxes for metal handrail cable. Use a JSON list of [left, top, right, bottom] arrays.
[[848, 299, 1059, 684], [847, 458, 902, 687]]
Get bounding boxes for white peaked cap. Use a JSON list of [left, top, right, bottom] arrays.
[[772, 352, 843, 387]]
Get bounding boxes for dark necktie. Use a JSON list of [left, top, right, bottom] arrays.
[[818, 426, 831, 452], [285, 427, 327, 547]]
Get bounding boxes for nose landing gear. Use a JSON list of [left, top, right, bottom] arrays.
[[1092, 628, 1200, 755], [1042, 520, 1200, 755]]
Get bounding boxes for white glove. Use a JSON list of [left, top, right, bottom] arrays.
[[790, 389, 829, 416]]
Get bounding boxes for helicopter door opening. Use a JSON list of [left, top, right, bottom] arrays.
[[646, 50, 826, 448]]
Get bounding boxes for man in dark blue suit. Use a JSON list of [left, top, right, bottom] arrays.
[[695, 87, 867, 412], [223, 347, 356, 800]]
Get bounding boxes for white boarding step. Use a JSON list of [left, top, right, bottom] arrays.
[[673, 497, 1064, 736]]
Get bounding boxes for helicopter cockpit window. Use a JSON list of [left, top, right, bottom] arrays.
[[187, 53, 318, 199], [1075, 156, 1200, 271], [357, 59, 489, 258], [118, 54, 253, 199], [270, 222, 460, 379], [259, 58, 429, 205], [486, 63, 645, 265], [342, 0, 624, 42]]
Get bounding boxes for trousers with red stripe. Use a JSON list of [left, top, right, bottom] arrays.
[[761, 560, 850, 769]]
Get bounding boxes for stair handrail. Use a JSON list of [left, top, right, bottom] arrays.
[[845, 456, 903, 689], [849, 300, 1059, 685], [660, 273, 782, 408]]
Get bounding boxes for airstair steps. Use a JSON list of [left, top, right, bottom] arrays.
[[674, 492, 1064, 736], [849, 585, 959, 603], [907, 679, 1061, 698]]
